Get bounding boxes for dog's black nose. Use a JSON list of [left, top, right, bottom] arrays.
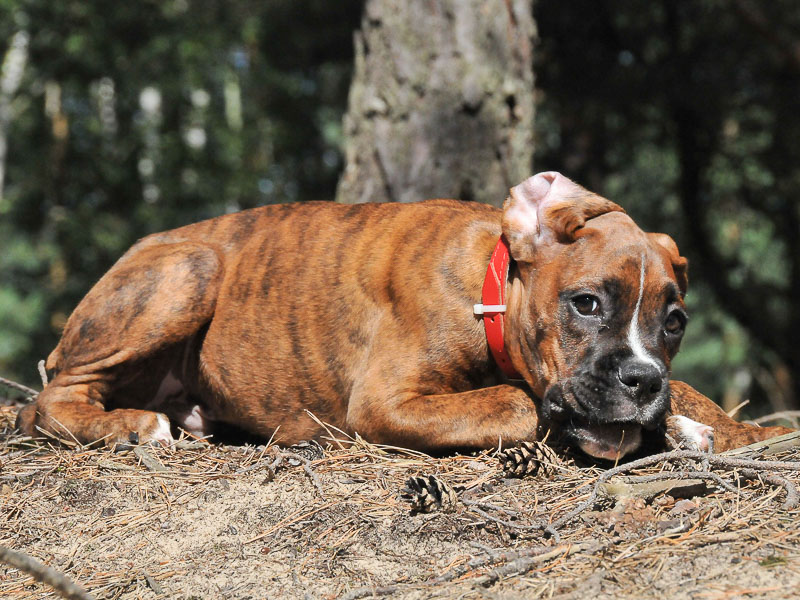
[[618, 359, 664, 402]]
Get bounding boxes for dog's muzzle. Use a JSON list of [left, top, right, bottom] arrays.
[[542, 358, 670, 460]]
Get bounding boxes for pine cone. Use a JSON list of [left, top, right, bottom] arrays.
[[498, 441, 561, 478], [401, 475, 459, 513], [286, 440, 325, 463]]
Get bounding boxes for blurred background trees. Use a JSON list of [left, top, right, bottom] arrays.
[[0, 0, 798, 418], [0, 0, 361, 393]]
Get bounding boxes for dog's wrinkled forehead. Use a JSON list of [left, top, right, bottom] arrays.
[[578, 210, 647, 246], [569, 213, 649, 266], [569, 212, 685, 291]]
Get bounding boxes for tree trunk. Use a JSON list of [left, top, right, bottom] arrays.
[[336, 0, 535, 207]]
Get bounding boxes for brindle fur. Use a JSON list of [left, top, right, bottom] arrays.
[[16, 175, 791, 455]]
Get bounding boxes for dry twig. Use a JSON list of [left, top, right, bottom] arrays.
[[739, 468, 799, 510], [37, 360, 48, 388], [0, 375, 39, 399], [271, 449, 324, 496], [545, 448, 800, 536], [340, 542, 601, 599], [0, 545, 93, 600]]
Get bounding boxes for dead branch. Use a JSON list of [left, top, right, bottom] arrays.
[[38, 360, 48, 387], [438, 542, 553, 582], [543, 448, 800, 536], [340, 542, 602, 599], [270, 450, 324, 496], [599, 476, 707, 502], [739, 468, 799, 510], [722, 431, 800, 458], [460, 498, 521, 518], [602, 470, 740, 496], [752, 411, 800, 427], [473, 541, 601, 586], [0, 375, 39, 399], [133, 446, 169, 472], [461, 500, 546, 533], [0, 545, 93, 600]]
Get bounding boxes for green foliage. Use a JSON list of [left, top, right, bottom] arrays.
[[0, 0, 361, 386]]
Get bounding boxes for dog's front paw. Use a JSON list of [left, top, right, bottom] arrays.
[[666, 415, 714, 452], [139, 412, 175, 446], [106, 410, 174, 448]]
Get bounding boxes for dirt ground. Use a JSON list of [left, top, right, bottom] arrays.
[[1, 403, 799, 600]]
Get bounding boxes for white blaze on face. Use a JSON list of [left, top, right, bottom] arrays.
[[627, 254, 660, 368]]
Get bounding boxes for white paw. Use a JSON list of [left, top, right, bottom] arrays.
[[666, 415, 714, 452], [142, 413, 175, 446]]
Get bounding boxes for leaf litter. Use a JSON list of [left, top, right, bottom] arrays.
[[1, 405, 799, 599]]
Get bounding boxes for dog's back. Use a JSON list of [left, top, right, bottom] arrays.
[[41, 199, 504, 445]]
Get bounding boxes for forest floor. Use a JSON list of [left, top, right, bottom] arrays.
[[1, 403, 799, 600]]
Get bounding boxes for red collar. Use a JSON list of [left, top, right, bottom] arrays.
[[474, 235, 523, 379]]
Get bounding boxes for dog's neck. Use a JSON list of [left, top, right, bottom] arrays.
[[475, 235, 523, 380]]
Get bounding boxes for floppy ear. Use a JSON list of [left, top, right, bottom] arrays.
[[501, 172, 625, 262], [649, 232, 689, 296]]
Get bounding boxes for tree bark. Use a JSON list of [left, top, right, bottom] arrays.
[[336, 0, 535, 207]]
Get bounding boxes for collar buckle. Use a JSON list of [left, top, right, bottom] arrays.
[[473, 304, 506, 316]]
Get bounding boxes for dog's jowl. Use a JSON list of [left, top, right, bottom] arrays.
[[17, 172, 792, 457]]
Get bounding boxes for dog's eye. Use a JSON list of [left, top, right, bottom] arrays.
[[572, 295, 600, 316], [665, 311, 686, 334]]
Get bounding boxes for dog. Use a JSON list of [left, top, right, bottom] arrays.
[[16, 172, 792, 458]]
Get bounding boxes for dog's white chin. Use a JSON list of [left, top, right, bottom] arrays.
[[575, 423, 642, 460]]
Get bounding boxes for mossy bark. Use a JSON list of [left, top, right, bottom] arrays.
[[336, 0, 535, 207]]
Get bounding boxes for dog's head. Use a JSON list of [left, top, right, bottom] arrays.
[[502, 172, 688, 460]]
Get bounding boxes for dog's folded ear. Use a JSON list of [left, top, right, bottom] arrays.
[[648, 232, 689, 296], [501, 172, 624, 262]]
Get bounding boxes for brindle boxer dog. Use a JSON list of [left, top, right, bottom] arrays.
[[16, 172, 792, 459]]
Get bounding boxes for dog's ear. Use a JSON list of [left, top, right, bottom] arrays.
[[649, 232, 689, 296], [501, 172, 624, 262]]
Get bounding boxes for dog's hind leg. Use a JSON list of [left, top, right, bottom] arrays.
[[668, 380, 793, 452], [16, 241, 223, 447]]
